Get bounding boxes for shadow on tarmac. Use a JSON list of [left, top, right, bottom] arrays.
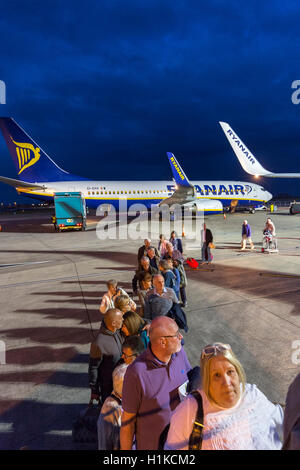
[[1, 248, 300, 449], [0, 353, 95, 450]]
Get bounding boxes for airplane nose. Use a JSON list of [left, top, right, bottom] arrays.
[[266, 191, 273, 202]]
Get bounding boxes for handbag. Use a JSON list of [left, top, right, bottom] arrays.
[[208, 243, 215, 249], [72, 399, 102, 443]]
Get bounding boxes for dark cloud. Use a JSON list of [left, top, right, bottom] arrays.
[[0, 0, 300, 202]]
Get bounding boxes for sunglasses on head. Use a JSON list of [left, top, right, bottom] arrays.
[[201, 343, 231, 359]]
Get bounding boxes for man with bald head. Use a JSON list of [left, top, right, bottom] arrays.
[[89, 308, 124, 404], [120, 316, 191, 450]]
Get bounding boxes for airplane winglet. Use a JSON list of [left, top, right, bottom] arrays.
[[219, 122, 271, 177], [166, 152, 193, 187]]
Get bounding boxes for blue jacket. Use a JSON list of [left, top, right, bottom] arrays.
[[242, 224, 251, 237], [170, 237, 183, 253], [173, 267, 181, 294]]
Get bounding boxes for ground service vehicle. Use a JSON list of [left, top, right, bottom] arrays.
[[53, 192, 86, 232], [290, 202, 300, 215]]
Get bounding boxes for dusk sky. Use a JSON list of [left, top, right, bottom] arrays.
[[0, 0, 300, 202]]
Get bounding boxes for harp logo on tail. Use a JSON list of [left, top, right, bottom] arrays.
[[10, 135, 41, 175]]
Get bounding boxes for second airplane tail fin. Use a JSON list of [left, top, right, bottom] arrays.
[[0, 117, 78, 183], [219, 122, 270, 177]]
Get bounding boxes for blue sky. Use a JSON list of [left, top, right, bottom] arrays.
[[0, 0, 300, 202]]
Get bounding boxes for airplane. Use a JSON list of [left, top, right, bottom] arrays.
[[0, 117, 272, 214], [220, 122, 300, 178]]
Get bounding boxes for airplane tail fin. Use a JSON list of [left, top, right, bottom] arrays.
[[0, 117, 75, 182], [219, 122, 270, 177], [166, 152, 193, 187]]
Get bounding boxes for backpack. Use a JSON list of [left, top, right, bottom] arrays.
[[188, 390, 204, 450]]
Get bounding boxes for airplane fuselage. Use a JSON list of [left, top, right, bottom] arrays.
[[17, 180, 272, 212]]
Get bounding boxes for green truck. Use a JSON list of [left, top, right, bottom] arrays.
[[52, 192, 87, 232]]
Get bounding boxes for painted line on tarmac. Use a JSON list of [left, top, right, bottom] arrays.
[[259, 272, 300, 279], [0, 271, 116, 289], [0, 261, 51, 269], [185, 267, 215, 272]]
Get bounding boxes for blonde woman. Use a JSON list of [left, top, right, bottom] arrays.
[[165, 343, 283, 450]]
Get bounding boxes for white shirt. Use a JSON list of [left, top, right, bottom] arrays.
[[165, 383, 283, 450], [265, 221, 276, 236], [100, 288, 136, 314]]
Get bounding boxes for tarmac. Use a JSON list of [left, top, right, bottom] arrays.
[[0, 207, 300, 450]]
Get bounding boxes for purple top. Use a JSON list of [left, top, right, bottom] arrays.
[[122, 344, 191, 450], [242, 223, 251, 237]]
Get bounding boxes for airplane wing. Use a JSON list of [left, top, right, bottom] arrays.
[[0, 175, 46, 189], [159, 153, 196, 206], [219, 121, 300, 178]]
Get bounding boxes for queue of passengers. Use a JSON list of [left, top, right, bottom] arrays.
[[89, 230, 299, 451]]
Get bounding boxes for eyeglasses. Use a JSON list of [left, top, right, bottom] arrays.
[[201, 343, 231, 359], [122, 351, 137, 359], [161, 329, 182, 339]]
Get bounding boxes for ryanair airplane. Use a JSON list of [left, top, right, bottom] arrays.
[[0, 117, 272, 214], [220, 122, 300, 178]]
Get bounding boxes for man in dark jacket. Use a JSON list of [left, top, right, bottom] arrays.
[[89, 308, 124, 404], [200, 223, 214, 264], [138, 239, 159, 263], [146, 246, 160, 271]]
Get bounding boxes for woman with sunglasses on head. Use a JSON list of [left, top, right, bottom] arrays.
[[165, 343, 284, 450]]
